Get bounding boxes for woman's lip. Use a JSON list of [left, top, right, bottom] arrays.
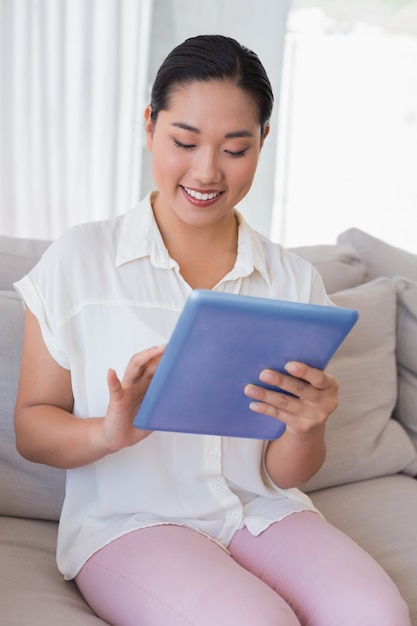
[[180, 185, 224, 206]]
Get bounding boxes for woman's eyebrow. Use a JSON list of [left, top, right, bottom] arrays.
[[171, 121, 254, 139], [225, 130, 254, 139], [171, 122, 200, 133]]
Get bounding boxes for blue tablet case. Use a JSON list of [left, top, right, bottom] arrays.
[[134, 290, 358, 440]]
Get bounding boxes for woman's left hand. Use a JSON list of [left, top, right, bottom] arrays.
[[244, 362, 339, 488], [244, 361, 338, 436]]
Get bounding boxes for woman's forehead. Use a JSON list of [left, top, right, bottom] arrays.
[[162, 81, 261, 130]]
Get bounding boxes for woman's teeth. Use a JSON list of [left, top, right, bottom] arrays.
[[183, 187, 220, 201]]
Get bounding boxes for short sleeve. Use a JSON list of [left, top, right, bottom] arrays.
[[14, 245, 71, 370]]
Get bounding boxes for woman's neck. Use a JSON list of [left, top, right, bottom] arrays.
[[151, 193, 239, 290]]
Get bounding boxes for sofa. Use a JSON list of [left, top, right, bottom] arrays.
[[1, 226, 417, 625]]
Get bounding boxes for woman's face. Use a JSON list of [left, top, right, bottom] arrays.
[[145, 80, 268, 230]]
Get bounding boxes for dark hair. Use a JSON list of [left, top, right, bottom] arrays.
[[150, 35, 274, 138]]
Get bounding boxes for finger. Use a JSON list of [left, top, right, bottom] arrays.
[[107, 367, 121, 387], [245, 365, 338, 418], [284, 361, 334, 392], [123, 345, 166, 386], [258, 364, 336, 400], [275, 363, 339, 417], [244, 382, 332, 432], [107, 368, 122, 397], [106, 368, 137, 414], [257, 367, 312, 400], [244, 383, 292, 421]]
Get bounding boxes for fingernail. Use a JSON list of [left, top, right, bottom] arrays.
[[244, 384, 260, 398], [260, 370, 274, 383], [285, 362, 299, 374]]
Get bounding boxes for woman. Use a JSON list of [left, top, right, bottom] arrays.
[[14, 35, 410, 625]]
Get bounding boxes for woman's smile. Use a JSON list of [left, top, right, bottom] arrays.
[[180, 185, 224, 206]]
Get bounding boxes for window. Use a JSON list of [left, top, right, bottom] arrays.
[[272, 3, 417, 251]]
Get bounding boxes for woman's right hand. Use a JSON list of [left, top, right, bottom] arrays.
[[101, 345, 166, 453], [15, 308, 165, 468]]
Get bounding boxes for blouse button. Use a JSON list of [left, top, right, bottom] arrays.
[[231, 510, 240, 520]]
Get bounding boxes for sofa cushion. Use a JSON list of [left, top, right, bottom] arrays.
[[0, 517, 106, 625], [289, 243, 366, 294], [0, 290, 65, 520], [303, 277, 417, 492], [338, 228, 417, 282], [394, 277, 417, 449], [309, 475, 417, 625], [0, 235, 50, 290]]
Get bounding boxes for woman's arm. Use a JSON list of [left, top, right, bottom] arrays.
[[244, 362, 339, 489], [14, 309, 164, 469]]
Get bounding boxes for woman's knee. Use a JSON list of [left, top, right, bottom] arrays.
[[316, 584, 411, 626]]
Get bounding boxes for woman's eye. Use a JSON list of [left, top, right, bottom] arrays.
[[172, 138, 195, 150], [172, 138, 247, 157], [225, 149, 247, 158]]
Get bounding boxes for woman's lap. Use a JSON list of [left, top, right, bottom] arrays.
[[75, 512, 410, 626], [75, 523, 299, 626]]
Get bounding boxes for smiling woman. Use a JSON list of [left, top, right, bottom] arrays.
[[145, 80, 266, 241], [13, 34, 411, 626]]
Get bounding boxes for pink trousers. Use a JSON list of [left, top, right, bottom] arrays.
[[75, 511, 410, 626]]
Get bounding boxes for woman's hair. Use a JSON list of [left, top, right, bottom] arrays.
[[149, 35, 274, 138]]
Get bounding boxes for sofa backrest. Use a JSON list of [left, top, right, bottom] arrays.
[[1, 229, 417, 522], [0, 235, 51, 290], [0, 236, 66, 521], [289, 231, 417, 490]]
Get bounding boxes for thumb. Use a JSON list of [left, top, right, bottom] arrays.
[[107, 368, 122, 397]]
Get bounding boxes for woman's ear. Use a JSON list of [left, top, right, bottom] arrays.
[[260, 123, 270, 149], [144, 105, 154, 150]]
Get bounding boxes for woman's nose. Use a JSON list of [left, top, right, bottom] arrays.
[[191, 148, 222, 184]]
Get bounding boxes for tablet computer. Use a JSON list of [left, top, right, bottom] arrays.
[[134, 290, 358, 440]]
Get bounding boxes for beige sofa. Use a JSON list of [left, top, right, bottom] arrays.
[[1, 227, 417, 625]]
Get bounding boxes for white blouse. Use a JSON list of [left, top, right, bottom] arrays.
[[15, 192, 331, 580]]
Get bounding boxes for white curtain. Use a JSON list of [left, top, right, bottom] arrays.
[[0, 0, 153, 240]]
